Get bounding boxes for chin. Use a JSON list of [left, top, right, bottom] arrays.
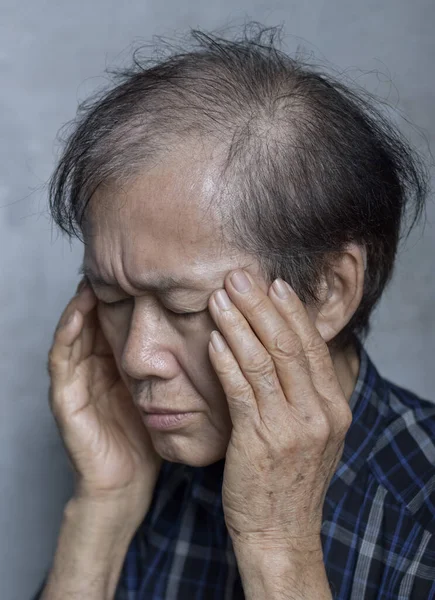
[[151, 431, 229, 467]]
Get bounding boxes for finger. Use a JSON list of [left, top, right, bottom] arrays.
[[268, 281, 352, 437], [49, 284, 97, 381], [208, 290, 291, 417], [75, 280, 112, 358], [70, 286, 98, 363], [48, 309, 82, 383], [212, 270, 318, 414], [208, 330, 260, 433], [268, 279, 342, 402], [77, 278, 115, 357]]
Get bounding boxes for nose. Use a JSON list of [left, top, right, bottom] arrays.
[[120, 299, 181, 381]]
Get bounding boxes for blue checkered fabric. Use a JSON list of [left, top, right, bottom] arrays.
[[32, 344, 435, 599]]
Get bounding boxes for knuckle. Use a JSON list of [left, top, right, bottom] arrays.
[[214, 356, 235, 379], [246, 294, 270, 317], [273, 330, 303, 360], [47, 349, 57, 373], [47, 347, 68, 380], [305, 333, 328, 357], [228, 379, 252, 401], [215, 362, 252, 401], [243, 352, 276, 379], [310, 410, 331, 442]]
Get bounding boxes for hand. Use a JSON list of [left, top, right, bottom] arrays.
[[48, 279, 162, 525], [207, 270, 352, 551]]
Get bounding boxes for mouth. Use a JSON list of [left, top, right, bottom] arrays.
[[142, 411, 197, 431], [141, 407, 193, 414]]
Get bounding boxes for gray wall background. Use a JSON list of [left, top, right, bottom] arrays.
[[1, 1, 434, 598]]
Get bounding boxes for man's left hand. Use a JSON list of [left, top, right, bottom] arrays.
[[208, 269, 352, 553]]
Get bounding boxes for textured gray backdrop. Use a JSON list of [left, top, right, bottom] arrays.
[[1, 1, 434, 598]]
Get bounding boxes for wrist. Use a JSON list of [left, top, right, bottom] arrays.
[[66, 494, 141, 541], [233, 538, 325, 576], [231, 531, 324, 560], [72, 478, 153, 525], [233, 538, 331, 600], [43, 497, 137, 599]]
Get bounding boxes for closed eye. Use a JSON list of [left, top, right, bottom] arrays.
[[166, 308, 207, 319], [99, 297, 206, 319]]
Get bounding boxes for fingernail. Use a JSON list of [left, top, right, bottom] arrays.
[[65, 310, 77, 327], [215, 289, 232, 310], [76, 279, 87, 294], [231, 270, 251, 293], [210, 330, 227, 352], [272, 278, 289, 299]]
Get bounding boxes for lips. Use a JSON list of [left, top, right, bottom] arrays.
[[141, 408, 194, 414], [142, 411, 197, 430]]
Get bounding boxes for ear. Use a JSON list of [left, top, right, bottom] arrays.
[[313, 244, 365, 343]]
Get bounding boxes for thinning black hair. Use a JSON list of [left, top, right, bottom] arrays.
[[49, 24, 429, 348]]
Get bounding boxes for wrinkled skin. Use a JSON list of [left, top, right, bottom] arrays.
[[79, 143, 359, 471], [49, 141, 361, 548]]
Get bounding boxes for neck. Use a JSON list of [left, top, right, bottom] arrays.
[[330, 341, 360, 403]]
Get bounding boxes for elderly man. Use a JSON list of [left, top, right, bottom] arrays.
[[33, 27, 434, 600]]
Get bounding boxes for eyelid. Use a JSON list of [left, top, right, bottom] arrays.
[[169, 308, 206, 318], [165, 303, 209, 318], [99, 297, 207, 317]]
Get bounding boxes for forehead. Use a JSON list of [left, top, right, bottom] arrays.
[[83, 146, 244, 285]]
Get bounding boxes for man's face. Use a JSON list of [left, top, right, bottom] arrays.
[[83, 145, 268, 467]]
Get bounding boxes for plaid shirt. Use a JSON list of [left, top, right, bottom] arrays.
[[33, 345, 435, 599]]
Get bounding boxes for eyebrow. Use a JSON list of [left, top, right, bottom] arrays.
[[78, 264, 204, 293]]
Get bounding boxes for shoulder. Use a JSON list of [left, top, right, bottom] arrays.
[[367, 379, 435, 534]]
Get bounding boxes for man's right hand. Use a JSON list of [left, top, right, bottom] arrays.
[[48, 278, 162, 527]]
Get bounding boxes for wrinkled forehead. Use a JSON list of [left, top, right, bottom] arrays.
[[82, 149, 236, 279]]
